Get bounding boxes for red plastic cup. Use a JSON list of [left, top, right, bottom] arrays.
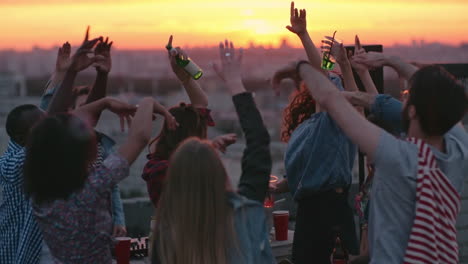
[[114, 237, 131, 264], [273, 210, 289, 241]]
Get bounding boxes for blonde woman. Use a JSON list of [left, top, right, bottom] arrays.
[[153, 40, 275, 264]]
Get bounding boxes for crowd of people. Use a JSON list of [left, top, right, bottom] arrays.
[[1, 1, 467, 264]]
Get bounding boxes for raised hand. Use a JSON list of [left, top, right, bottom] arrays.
[[213, 40, 243, 85], [286, 2, 307, 36], [167, 35, 191, 83], [152, 99, 179, 131], [212, 133, 237, 153], [56, 42, 71, 73], [352, 51, 387, 69], [271, 62, 300, 96], [350, 35, 370, 73], [322, 36, 348, 65], [106, 98, 137, 132], [94, 37, 113, 73], [69, 26, 104, 72]]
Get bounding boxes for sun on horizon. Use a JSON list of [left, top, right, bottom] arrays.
[[1, 0, 467, 51]]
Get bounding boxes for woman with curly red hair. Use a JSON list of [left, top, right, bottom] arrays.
[[269, 2, 361, 263]]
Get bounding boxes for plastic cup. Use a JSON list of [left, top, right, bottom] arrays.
[[321, 49, 335, 70], [273, 210, 289, 241], [114, 237, 131, 264], [321, 32, 342, 71]]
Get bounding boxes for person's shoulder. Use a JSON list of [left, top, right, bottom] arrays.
[[1, 140, 25, 163], [373, 131, 418, 173], [445, 124, 468, 147]]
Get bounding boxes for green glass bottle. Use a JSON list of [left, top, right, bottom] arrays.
[[166, 44, 203, 80]]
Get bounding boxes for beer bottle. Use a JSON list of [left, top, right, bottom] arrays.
[[166, 44, 203, 80], [332, 237, 349, 264]]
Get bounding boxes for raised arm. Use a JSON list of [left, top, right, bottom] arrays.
[[324, 37, 359, 92], [72, 97, 136, 128], [45, 42, 71, 92], [167, 36, 208, 108], [40, 42, 71, 110], [350, 35, 379, 95], [298, 62, 381, 160], [213, 40, 272, 203], [286, 2, 323, 72], [343, 91, 404, 134], [354, 52, 418, 81], [47, 27, 103, 115], [117, 98, 155, 165], [86, 37, 113, 104]]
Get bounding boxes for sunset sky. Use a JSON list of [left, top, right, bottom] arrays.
[[1, 0, 467, 50]]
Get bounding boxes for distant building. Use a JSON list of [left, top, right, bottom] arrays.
[[0, 72, 26, 97]]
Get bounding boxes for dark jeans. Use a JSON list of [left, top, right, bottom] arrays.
[[292, 190, 358, 264]]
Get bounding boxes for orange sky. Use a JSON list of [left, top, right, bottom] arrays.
[[1, 0, 468, 50]]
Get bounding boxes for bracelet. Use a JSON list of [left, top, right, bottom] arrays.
[[295, 60, 311, 77]]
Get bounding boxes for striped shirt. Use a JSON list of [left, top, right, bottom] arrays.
[[0, 140, 42, 264], [403, 138, 460, 264]]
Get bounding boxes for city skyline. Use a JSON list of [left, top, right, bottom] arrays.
[[1, 0, 468, 50]]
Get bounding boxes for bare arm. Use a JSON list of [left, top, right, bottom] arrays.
[[323, 36, 359, 92], [47, 28, 103, 114], [286, 2, 325, 74], [72, 97, 136, 128], [47, 69, 78, 114], [86, 38, 113, 104], [167, 36, 208, 108], [86, 72, 108, 104], [354, 52, 418, 81], [342, 91, 376, 109], [117, 97, 154, 165], [44, 42, 71, 93], [386, 55, 419, 80], [180, 79, 209, 108], [299, 63, 381, 160], [351, 35, 379, 95], [299, 32, 322, 70]]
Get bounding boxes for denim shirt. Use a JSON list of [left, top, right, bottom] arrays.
[[370, 94, 404, 136], [285, 112, 357, 200], [229, 193, 275, 264], [39, 85, 126, 226], [284, 74, 357, 200]]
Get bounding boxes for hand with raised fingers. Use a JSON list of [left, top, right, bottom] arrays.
[[167, 35, 191, 83], [350, 35, 370, 73], [322, 36, 348, 65], [286, 1, 307, 36], [56, 42, 71, 73], [106, 98, 137, 132], [212, 133, 237, 153], [152, 99, 179, 130], [69, 26, 104, 73], [94, 37, 113, 73], [271, 62, 301, 96], [213, 40, 244, 94]]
